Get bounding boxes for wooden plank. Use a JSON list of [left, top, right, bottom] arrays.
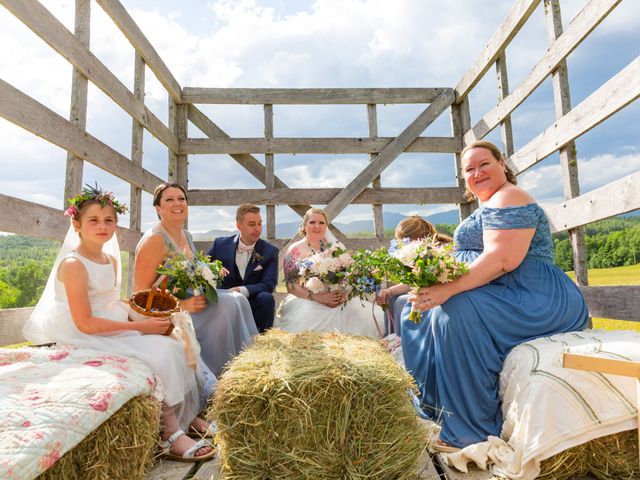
[[455, 0, 541, 101], [451, 98, 476, 221], [95, 0, 182, 103], [187, 187, 465, 206], [544, 171, 640, 233], [186, 105, 348, 243], [0, 79, 164, 193], [544, 0, 589, 287], [181, 87, 450, 105], [495, 52, 514, 157], [414, 451, 440, 479], [0, 307, 32, 346], [509, 55, 640, 174], [168, 99, 188, 187], [368, 104, 384, 239], [563, 352, 640, 378], [325, 89, 456, 220], [435, 453, 496, 479], [580, 286, 640, 322], [191, 456, 222, 480], [145, 459, 196, 480], [465, 0, 621, 142], [264, 104, 276, 240], [0, 0, 179, 153], [63, 0, 90, 208], [181, 136, 459, 155], [0, 193, 142, 253]]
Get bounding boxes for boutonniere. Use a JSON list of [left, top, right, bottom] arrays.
[[251, 251, 263, 264]]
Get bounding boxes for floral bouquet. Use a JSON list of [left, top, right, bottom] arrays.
[[385, 238, 468, 322], [345, 247, 389, 303], [156, 251, 227, 304], [297, 242, 355, 294]]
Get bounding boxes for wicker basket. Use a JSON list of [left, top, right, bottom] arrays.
[[128, 289, 180, 335]]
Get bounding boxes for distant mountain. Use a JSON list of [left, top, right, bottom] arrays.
[[194, 210, 460, 240]]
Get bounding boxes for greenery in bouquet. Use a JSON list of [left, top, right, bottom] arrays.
[[297, 242, 354, 293], [156, 251, 227, 304], [386, 238, 468, 322], [345, 247, 389, 304]]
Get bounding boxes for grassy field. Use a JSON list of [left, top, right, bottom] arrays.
[[567, 264, 640, 332]]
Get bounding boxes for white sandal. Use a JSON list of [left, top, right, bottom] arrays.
[[188, 421, 218, 439], [161, 429, 215, 462]]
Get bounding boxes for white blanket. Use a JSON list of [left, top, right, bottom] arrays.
[[0, 345, 160, 480], [445, 330, 640, 479]]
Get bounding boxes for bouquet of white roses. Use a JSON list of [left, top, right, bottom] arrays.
[[385, 238, 468, 322], [156, 251, 227, 304], [297, 242, 355, 294]]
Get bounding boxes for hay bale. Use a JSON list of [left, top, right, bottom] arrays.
[[36, 395, 160, 480], [538, 429, 638, 480], [210, 330, 427, 479]]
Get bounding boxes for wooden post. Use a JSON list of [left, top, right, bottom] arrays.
[[168, 97, 188, 227], [64, 0, 90, 205], [495, 52, 515, 157], [545, 0, 588, 286], [367, 104, 384, 239], [127, 52, 145, 295], [451, 97, 476, 221], [264, 104, 275, 240]]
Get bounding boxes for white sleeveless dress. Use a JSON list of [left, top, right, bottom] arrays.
[[47, 252, 201, 427]]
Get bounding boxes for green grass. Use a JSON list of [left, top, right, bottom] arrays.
[[567, 264, 640, 332]]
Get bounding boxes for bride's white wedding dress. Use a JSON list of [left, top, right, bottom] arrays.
[[274, 241, 383, 338], [23, 229, 203, 428]]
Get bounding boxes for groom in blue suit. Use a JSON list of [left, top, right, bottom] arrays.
[[206, 204, 278, 332]]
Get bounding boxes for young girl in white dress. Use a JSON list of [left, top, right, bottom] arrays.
[[23, 185, 215, 462]]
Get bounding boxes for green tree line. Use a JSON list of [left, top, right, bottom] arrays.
[[1, 217, 638, 308]]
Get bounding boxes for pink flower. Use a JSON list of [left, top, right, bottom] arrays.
[[88, 392, 113, 411], [83, 360, 104, 367], [48, 351, 69, 361], [39, 446, 60, 470], [22, 420, 31, 427]]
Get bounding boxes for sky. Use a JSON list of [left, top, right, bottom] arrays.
[[0, 0, 638, 235]]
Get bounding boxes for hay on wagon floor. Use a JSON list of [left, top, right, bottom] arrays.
[[210, 329, 428, 480], [538, 428, 638, 480], [36, 395, 160, 480]]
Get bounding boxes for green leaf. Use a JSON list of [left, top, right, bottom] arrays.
[[205, 283, 218, 304]]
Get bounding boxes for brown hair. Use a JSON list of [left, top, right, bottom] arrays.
[[298, 208, 330, 236], [73, 199, 118, 222], [236, 203, 260, 222], [395, 215, 452, 245], [460, 140, 517, 200]]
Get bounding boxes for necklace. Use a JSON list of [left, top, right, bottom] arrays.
[[307, 239, 325, 253]]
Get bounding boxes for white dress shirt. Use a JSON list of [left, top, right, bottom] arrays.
[[235, 238, 255, 297]]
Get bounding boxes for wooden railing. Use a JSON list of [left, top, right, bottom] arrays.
[[0, 0, 638, 339]]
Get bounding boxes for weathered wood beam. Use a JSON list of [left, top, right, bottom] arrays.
[[544, 171, 640, 233], [509, 55, 640, 174], [368, 104, 384, 239], [0, 0, 179, 153], [578, 286, 640, 323], [64, 0, 90, 207], [181, 136, 459, 155], [451, 99, 476, 221], [495, 52, 514, 157], [324, 89, 456, 221], [264, 104, 276, 240], [95, 0, 182, 103], [0, 79, 164, 193], [455, 0, 541, 102], [465, 0, 621, 143], [186, 105, 348, 241], [181, 87, 450, 105], [0, 193, 142, 252], [188, 187, 465, 206]]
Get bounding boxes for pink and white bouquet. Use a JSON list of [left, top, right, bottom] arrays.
[[297, 243, 355, 293], [386, 238, 468, 322]]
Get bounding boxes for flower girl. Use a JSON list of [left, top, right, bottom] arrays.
[[23, 184, 215, 462]]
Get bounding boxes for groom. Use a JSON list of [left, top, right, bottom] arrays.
[[207, 204, 278, 333]]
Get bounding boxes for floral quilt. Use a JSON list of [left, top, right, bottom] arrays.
[[0, 345, 160, 480]]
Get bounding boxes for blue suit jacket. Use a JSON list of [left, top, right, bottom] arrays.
[[206, 234, 278, 298]]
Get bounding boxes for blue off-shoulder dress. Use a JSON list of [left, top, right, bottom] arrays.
[[401, 203, 588, 447]]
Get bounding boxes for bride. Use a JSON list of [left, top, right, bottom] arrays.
[[274, 208, 382, 337]]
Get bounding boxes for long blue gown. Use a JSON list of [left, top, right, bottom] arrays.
[[401, 203, 588, 447]]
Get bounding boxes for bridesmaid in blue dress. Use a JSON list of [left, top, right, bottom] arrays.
[[402, 141, 588, 451]]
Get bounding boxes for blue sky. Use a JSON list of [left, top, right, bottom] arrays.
[[0, 0, 638, 234]]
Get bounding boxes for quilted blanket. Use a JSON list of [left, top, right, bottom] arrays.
[[445, 329, 640, 479], [0, 345, 160, 480]]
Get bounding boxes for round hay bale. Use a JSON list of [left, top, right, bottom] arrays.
[[210, 330, 427, 479], [36, 395, 160, 480]]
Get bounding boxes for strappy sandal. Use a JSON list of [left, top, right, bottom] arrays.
[[161, 429, 216, 462], [188, 421, 218, 439], [431, 438, 461, 454]]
